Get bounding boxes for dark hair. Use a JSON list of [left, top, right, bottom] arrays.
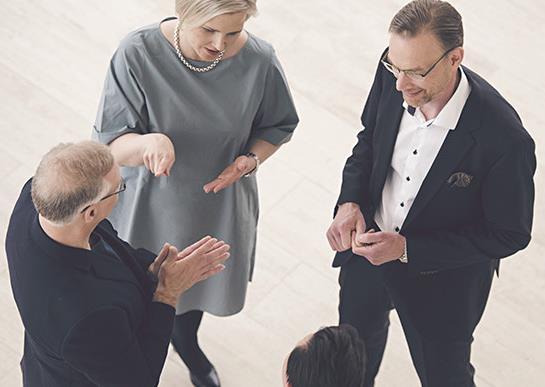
[[286, 325, 366, 387], [389, 0, 463, 50]]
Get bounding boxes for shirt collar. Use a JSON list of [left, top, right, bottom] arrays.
[[403, 67, 471, 131]]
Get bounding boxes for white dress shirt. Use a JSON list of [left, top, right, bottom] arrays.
[[374, 68, 471, 233]]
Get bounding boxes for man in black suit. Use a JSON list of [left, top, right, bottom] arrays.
[[5, 141, 230, 386], [326, 1, 536, 386]]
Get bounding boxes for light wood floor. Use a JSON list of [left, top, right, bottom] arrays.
[[1, 1, 543, 386]]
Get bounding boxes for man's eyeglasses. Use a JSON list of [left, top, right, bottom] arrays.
[[80, 179, 126, 213], [381, 46, 458, 81]]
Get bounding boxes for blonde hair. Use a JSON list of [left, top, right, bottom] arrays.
[[175, 0, 257, 29], [31, 141, 114, 224]]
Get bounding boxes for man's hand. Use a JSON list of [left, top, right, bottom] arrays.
[[148, 243, 171, 279], [153, 236, 230, 307], [203, 155, 256, 194], [352, 230, 405, 266], [326, 202, 366, 252]]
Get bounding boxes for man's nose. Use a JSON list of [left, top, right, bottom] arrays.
[[396, 72, 412, 91]]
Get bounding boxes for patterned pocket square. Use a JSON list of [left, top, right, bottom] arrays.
[[447, 172, 473, 188]]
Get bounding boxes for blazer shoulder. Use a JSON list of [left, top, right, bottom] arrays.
[[12, 178, 34, 214], [465, 67, 534, 151], [6, 178, 36, 253]]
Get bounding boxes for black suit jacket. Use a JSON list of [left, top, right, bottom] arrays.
[[5, 179, 175, 387], [333, 58, 536, 276]]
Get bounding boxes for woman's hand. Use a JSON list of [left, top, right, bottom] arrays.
[[142, 133, 175, 176], [203, 155, 256, 194]]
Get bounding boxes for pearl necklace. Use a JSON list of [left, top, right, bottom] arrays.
[[173, 21, 225, 73]]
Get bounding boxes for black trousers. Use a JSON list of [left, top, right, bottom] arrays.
[[170, 310, 213, 376], [339, 255, 494, 387]]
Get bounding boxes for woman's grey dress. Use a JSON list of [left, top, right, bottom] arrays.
[[93, 19, 298, 316]]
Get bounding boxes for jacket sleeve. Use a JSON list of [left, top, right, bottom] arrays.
[[62, 303, 174, 387], [335, 55, 385, 219], [406, 136, 536, 274]]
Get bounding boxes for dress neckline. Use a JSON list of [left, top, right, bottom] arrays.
[[155, 16, 251, 65]]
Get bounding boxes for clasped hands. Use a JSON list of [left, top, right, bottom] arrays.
[[141, 133, 256, 193], [149, 236, 231, 307], [326, 202, 405, 266]]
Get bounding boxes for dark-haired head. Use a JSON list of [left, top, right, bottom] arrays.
[[284, 325, 366, 387], [389, 0, 463, 50]]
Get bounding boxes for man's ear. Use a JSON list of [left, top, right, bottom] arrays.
[[82, 207, 97, 223], [450, 46, 464, 67]]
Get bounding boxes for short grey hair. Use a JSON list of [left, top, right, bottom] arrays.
[[31, 141, 114, 224], [175, 0, 257, 29], [389, 0, 464, 50]]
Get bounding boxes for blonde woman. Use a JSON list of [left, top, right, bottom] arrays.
[[94, 0, 298, 385]]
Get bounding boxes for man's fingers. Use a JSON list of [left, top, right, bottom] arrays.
[[209, 252, 230, 267], [211, 240, 226, 249], [339, 228, 352, 251], [191, 237, 220, 256], [199, 264, 226, 282], [355, 217, 366, 235], [353, 243, 377, 258], [164, 245, 179, 262], [357, 231, 384, 245], [351, 231, 360, 249], [328, 227, 347, 252], [156, 243, 170, 262], [178, 236, 213, 258], [184, 237, 226, 259], [326, 229, 339, 251], [205, 245, 230, 263]]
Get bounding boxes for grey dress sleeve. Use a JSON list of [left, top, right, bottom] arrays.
[[250, 51, 299, 146], [93, 46, 149, 145]]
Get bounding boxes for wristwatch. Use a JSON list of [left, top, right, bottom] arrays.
[[399, 238, 408, 263], [243, 152, 260, 177]]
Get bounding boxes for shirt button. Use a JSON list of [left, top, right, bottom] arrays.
[[406, 176, 411, 181], [395, 227, 400, 232], [400, 202, 405, 207], [413, 149, 418, 155]]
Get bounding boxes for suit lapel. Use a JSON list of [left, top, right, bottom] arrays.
[[371, 91, 405, 204], [402, 88, 481, 231]]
